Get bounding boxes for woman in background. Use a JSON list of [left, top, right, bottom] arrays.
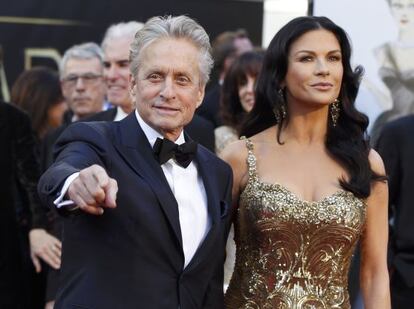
[[215, 51, 264, 154], [11, 67, 65, 309], [222, 16, 390, 308], [11, 66, 66, 140]]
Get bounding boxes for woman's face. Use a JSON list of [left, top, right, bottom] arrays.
[[283, 29, 343, 110], [48, 100, 67, 128], [238, 74, 256, 112], [390, 0, 414, 30]]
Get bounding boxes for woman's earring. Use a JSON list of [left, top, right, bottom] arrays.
[[330, 99, 340, 127], [274, 88, 287, 123]]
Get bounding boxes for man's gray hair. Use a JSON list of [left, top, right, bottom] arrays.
[[130, 15, 213, 86], [101, 21, 144, 51], [60, 42, 104, 77]]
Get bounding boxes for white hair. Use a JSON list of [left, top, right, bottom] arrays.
[[101, 21, 144, 51], [59, 42, 104, 77], [129, 15, 213, 86]]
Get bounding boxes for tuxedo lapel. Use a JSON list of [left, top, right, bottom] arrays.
[[184, 148, 222, 272], [113, 113, 183, 247]]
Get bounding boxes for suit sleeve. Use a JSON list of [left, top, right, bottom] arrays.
[[375, 123, 400, 218], [202, 164, 233, 309], [37, 122, 111, 210]]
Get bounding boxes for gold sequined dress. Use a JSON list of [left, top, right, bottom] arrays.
[[225, 138, 366, 309]]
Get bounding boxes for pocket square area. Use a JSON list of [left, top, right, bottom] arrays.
[[220, 200, 229, 218]]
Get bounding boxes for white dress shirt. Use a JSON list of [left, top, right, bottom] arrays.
[[55, 110, 210, 268]]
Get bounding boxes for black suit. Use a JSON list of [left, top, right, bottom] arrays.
[[41, 107, 216, 301], [376, 114, 414, 308], [0, 102, 46, 308], [38, 112, 232, 308]]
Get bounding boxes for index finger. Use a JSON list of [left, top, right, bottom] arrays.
[[91, 165, 110, 189]]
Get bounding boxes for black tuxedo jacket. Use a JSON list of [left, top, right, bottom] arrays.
[[376, 114, 414, 287], [38, 112, 232, 309]]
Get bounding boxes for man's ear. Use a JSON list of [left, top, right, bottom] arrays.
[[195, 85, 206, 109], [129, 74, 136, 97]]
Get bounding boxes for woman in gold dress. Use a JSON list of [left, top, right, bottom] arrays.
[[221, 16, 391, 308]]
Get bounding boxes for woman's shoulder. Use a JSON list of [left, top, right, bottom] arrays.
[[368, 149, 386, 176], [219, 138, 249, 164]]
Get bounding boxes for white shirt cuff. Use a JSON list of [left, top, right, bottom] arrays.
[[54, 172, 79, 208]]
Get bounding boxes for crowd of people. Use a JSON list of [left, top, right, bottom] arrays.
[[2, 12, 414, 309]]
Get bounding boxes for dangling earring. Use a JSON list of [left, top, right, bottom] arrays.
[[274, 88, 287, 123], [330, 99, 340, 127]]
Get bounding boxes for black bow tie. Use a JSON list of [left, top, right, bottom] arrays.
[[153, 137, 198, 168]]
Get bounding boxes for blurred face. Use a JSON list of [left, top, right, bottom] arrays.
[[103, 37, 133, 111], [238, 74, 256, 112], [390, 0, 414, 30], [47, 100, 67, 128], [131, 38, 205, 141], [61, 58, 106, 119], [283, 29, 343, 110], [234, 37, 253, 55]]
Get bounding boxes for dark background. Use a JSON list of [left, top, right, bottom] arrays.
[[0, 0, 264, 99]]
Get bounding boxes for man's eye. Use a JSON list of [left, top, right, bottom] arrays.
[[65, 75, 78, 82], [176, 76, 190, 84], [103, 62, 111, 69], [148, 73, 162, 81], [118, 60, 130, 68]]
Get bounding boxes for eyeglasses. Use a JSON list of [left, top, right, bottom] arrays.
[[62, 73, 103, 87]]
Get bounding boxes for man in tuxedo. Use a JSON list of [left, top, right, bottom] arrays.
[[376, 114, 414, 309], [38, 15, 232, 309], [91, 20, 216, 151]]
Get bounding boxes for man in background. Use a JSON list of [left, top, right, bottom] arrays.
[[42, 42, 107, 169], [376, 114, 414, 309]]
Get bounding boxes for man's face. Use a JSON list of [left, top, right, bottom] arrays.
[[61, 58, 106, 119], [103, 37, 133, 112], [131, 38, 205, 141], [234, 36, 253, 55]]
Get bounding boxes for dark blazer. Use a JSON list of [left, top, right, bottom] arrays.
[[376, 114, 414, 287], [41, 109, 117, 172], [38, 112, 233, 309], [0, 102, 46, 307]]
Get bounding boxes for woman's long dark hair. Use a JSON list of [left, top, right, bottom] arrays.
[[220, 50, 264, 133], [11, 67, 63, 139], [240, 16, 383, 199]]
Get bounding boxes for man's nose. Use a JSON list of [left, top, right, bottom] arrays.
[[75, 77, 86, 90], [105, 65, 119, 80], [159, 78, 176, 100]]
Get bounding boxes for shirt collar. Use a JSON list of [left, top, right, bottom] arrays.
[[134, 110, 185, 147], [114, 106, 128, 121]]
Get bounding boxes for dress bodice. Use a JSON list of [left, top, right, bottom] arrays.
[[225, 138, 366, 309]]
